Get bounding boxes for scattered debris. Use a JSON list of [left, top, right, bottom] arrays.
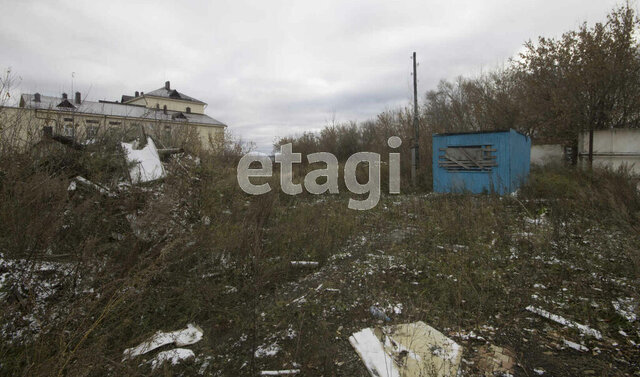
[[476, 344, 516, 376], [157, 147, 184, 159], [260, 370, 301, 376], [562, 339, 589, 352], [150, 348, 195, 370], [198, 355, 213, 375], [451, 330, 485, 342], [68, 176, 116, 197], [612, 298, 638, 322], [123, 323, 203, 360], [290, 261, 319, 267], [533, 367, 546, 375], [223, 285, 238, 294], [349, 321, 462, 377], [369, 306, 391, 322], [526, 306, 602, 339], [254, 341, 281, 358], [121, 136, 166, 184]]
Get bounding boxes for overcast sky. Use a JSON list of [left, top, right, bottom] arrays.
[[0, 0, 625, 152]]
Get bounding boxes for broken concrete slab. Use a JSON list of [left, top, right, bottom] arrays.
[[349, 321, 462, 377]]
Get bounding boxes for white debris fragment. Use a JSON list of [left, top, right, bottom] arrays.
[[349, 322, 461, 377], [349, 328, 400, 377], [121, 137, 166, 183], [290, 261, 319, 267], [612, 298, 637, 322], [525, 306, 602, 339], [451, 330, 485, 341], [260, 370, 301, 376], [123, 323, 203, 359], [150, 348, 195, 370], [71, 176, 116, 197], [290, 295, 307, 306], [562, 339, 589, 352], [533, 367, 545, 375], [224, 285, 238, 294], [254, 342, 281, 358], [198, 356, 213, 375]]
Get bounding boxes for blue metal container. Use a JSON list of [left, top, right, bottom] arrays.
[[432, 129, 531, 194]]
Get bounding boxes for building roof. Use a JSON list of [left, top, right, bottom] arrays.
[[19, 94, 225, 127], [135, 86, 206, 104], [433, 129, 527, 137]]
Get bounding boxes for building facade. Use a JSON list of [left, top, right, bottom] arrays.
[[0, 81, 226, 151]]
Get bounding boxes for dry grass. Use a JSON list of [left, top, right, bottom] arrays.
[[0, 138, 639, 376]]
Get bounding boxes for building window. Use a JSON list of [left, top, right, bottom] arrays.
[[86, 125, 98, 139], [63, 123, 74, 137], [156, 103, 160, 109], [108, 121, 122, 126], [186, 107, 191, 113], [438, 145, 497, 171]]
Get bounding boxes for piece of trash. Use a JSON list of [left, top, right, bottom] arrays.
[[290, 261, 319, 267], [121, 136, 166, 184], [69, 176, 116, 197], [123, 323, 203, 359], [369, 306, 391, 322], [451, 330, 485, 342], [260, 370, 301, 376], [612, 298, 638, 322], [476, 344, 515, 376], [254, 342, 281, 358], [526, 306, 602, 339], [349, 321, 462, 377], [150, 348, 195, 370], [533, 367, 545, 375], [562, 338, 589, 352]]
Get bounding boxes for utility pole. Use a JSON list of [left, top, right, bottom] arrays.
[[411, 52, 419, 185]]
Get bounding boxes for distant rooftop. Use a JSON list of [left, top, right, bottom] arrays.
[[124, 81, 206, 105], [19, 93, 225, 127]]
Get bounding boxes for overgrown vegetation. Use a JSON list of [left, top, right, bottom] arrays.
[[276, 4, 640, 185], [0, 138, 638, 375], [0, 4, 639, 377]]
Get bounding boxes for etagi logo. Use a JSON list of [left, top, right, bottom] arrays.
[[237, 136, 402, 210]]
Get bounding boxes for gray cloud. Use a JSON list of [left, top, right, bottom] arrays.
[[0, 0, 622, 152]]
